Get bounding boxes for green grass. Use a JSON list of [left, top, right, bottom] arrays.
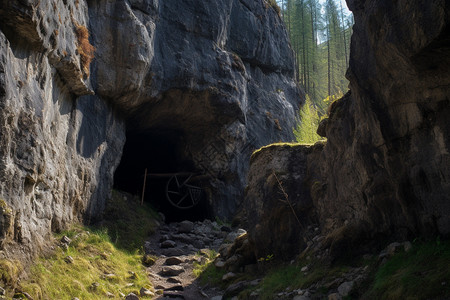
[[100, 190, 159, 252], [13, 190, 160, 299], [193, 249, 227, 286], [19, 226, 153, 299], [364, 239, 450, 300]]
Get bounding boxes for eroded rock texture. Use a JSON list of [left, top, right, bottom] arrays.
[[316, 0, 450, 248], [89, 0, 301, 217], [244, 143, 323, 260], [244, 0, 450, 261], [0, 0, 300, 256], [0, 0, 126, 258]]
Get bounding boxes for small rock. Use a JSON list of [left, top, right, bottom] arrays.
[[125, 293, 140, 300], [140, 287, 155, 297], [163, 290, 184, 298], [224, 281, 248, 298], [403, 241, 412, 252], [161, 266, 185, 276], [222, 272, 236, 281], [192, 239, 205, 249], [72, 298, 80, 300], [165, 256, 183, 265], [250, 279, 261, 286], [128, 271, 137, 279], [338, 281, 354, 297], [61, 235, 72, 244], [167, 277, 182, 284], [160, 235, 170, 242], [105, 291, 115, 298], [210, 296, 223, 300], [328, 293, 342, 300], [293, 296, 311, 300], [162, 248, 185, 256], [301, 266, 309, 272], [161, 240, 177, 248], [89, 282, 100, 291], [250, 290, 259, 297], [214, 259, 226, 268], [103, 273, 117, 281], [386, 242, 402, 256], [178, 220, 194, 233], [119, 292, 125, 297], [165, 285, 184, 291], [64, 256, 74, 264], [236, 228, 247, 236]]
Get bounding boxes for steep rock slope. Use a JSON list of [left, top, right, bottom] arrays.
[[0, 0, 300, 257], [316, 0, 450, 247], [244, 0, 450, 260], [89, 0, 301, 217], [0, 0, 125, 258]]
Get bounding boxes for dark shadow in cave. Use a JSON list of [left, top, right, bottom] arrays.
[[114, 129, 212, 223]]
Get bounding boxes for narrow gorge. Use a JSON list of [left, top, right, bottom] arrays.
[[0, 0, 449, 299]]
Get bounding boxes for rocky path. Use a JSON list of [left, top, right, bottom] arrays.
[[143, 219, 229, 300]]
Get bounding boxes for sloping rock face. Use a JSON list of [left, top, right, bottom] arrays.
[[89, 0, 301, 217], [244, 143, 323, 260], [315, 0, 450, 246], [244, 0, 450, 261], [0, 0, 300, 257], [0, 1, 126, 258]]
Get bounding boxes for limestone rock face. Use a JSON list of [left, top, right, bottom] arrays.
[[0, 25, 125, 257], [244, 143, 323, 260], [90, 0, 301, 217], [314, 0, 450, 244], [243, 0, 450, 260], [0, 0, 299, 257]]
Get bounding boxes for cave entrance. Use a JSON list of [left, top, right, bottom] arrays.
[[113, 130, 211, 222]]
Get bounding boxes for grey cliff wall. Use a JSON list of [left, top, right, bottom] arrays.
[[89, 0, 301, 218], [0, 0, 300, 257], [243, 0, 450, 261], [315, 0, 450, 250]]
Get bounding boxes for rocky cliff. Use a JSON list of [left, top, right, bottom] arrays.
[[0, 0, 300, 258], [244, 0, 450, 260]]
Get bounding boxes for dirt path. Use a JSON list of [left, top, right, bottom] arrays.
[[144, 220, 227, 299]]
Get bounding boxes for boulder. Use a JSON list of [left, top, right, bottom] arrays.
[[243, 143, 323, 260]]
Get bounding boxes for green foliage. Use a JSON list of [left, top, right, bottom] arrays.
[[19, 226, 152, 300], [100, 190, 159, 252], [293, 96, 324, 143], [364, 239, 450, 299], [280, 0, 352, 115], [193, 250, 226, 286]]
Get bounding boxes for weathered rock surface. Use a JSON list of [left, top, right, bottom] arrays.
[[243, 0, 450, 260], [98, 0, 302, 218], [0, 13, 125, 258], [0, 0, 300, 258], [243, 143, 323, 260], [312, 0, 450, 252]]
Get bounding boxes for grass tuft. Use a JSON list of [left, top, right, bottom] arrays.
[[364, 238, 450, 299], [100, 190, 159, 252], [19, 226, 152, 299]]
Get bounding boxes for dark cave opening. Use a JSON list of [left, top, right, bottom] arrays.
[[113, 130, 212, 223]]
